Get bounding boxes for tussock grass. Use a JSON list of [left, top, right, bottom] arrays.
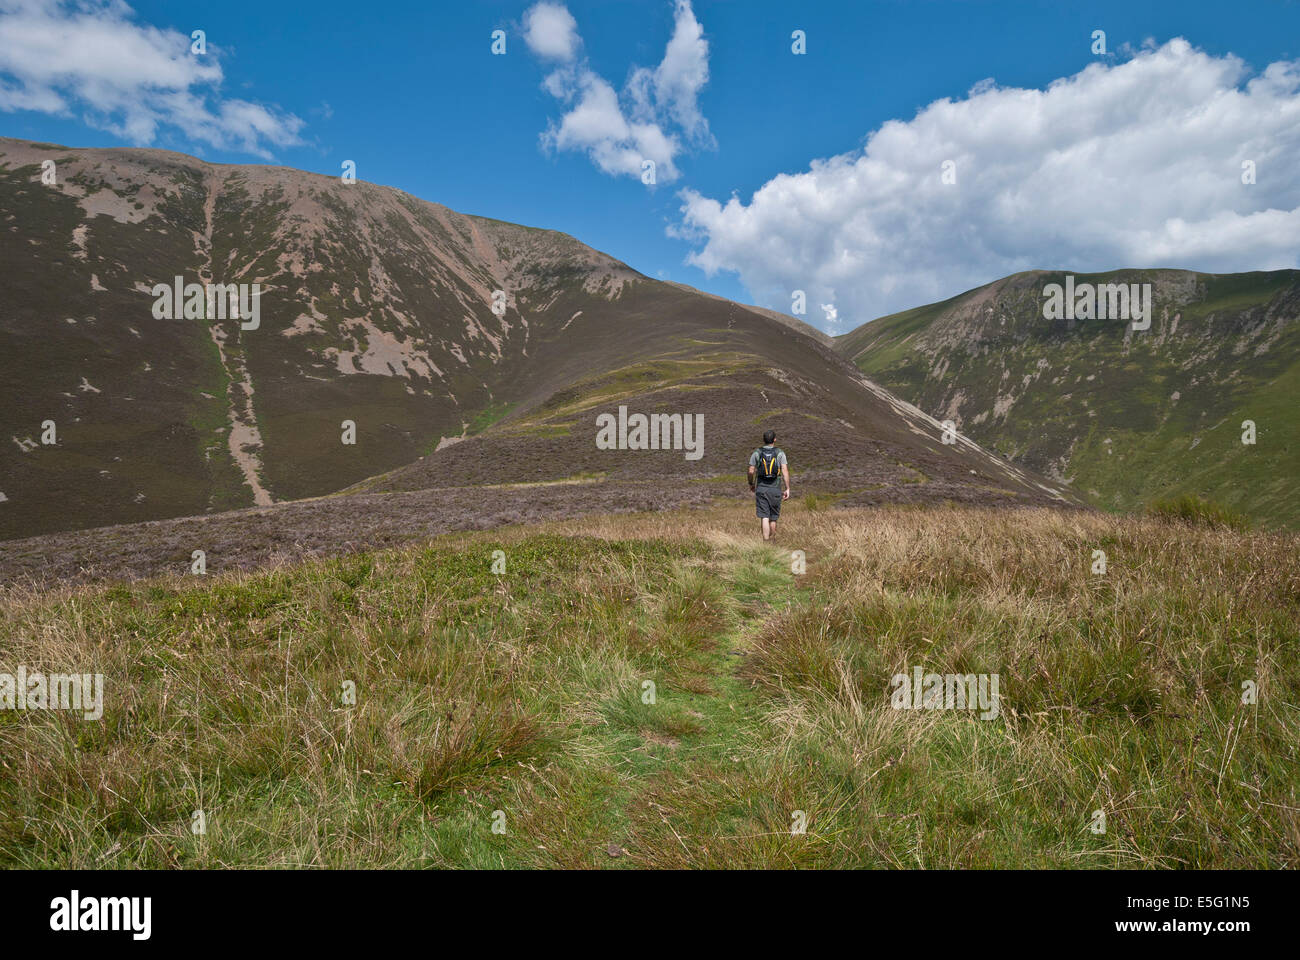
[[802, 492, 837, 512], [1148, 493, 1250, 531], [729, 507, 1299, 867], [1, 504, 1296, 868]]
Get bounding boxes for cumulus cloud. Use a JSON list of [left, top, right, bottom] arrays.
[[628, 0, 712, 144], [0, 0, 304, 156], [522, 2, 580, 61], [527, 0, 712, 182], [675, 39, 1300, 331]]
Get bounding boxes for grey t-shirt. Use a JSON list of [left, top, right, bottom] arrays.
[[749, 445, 787, 485]]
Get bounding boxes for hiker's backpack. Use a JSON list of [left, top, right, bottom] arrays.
[[756, 447, 782, 483]]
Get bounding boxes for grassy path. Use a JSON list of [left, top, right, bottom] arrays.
[[572, 543, 812, 868]]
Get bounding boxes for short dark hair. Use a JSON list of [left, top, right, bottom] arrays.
[[763, 430, 776, 444]]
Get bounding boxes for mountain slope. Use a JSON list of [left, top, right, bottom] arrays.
[[0, 266, 1078, 586], [839, 269, 1300, 528], [1, 137, 1075, 550], [1, 136, 655, 538]]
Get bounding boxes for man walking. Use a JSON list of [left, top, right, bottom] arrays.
[[748, 429, 790, 541]]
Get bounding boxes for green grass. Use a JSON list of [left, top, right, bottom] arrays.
[[467, 401, 517, 436], [803, 492, 838, 511], [1, 505, 1296, 868], [1147, 494, 1249, 530]]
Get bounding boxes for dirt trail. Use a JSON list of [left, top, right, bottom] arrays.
[[200, 168, 273, 507]]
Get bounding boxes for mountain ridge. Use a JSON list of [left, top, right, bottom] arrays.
[[837, 267, 1300, 527]]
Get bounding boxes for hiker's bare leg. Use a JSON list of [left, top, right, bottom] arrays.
[[761, 518, 771, 540], [769, 521, 777, 540]]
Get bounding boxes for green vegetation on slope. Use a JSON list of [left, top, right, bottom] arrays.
[[1147, 493, 1249, 530], [841, 269, 1300, 529], [466, 400, 516, 435]]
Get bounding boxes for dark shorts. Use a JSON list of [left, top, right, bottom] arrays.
[[755, 484, 782, 520]]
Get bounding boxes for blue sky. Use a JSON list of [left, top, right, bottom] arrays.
[[3, 0, 1299, 330]]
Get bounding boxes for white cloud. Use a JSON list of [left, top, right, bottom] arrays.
[[522, 2, 580, 61], [0, 0, 304, 156], [675, 39, 1300, 331], [628, 0, 712, 144], [528, 0, 712, 182]]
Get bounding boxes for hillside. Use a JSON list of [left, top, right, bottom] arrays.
[[0, 136, 645, 538], [1, 137, 1073, 553], [0, 319, 1077, 588], [838, 269, 1300, 528]]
